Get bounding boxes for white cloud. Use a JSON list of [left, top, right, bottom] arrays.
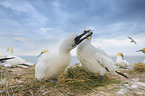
[[91, 34, 145, 56], [0, 1, 28, 12], [13, 37, 28, 42], [0, 0, 48, 24], [40, 27, 54, 31]]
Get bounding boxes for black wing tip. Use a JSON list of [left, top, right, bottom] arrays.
[[115, 71, 128, 78], [0, 57, 15, 61]]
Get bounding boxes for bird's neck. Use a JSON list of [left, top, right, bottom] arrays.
[[58, 48, 71, 64], [59, 43, 72, 54], [117, 56, 123, 60], [58, 49, 71, 56], [9, 50, 14, 55], [79, 39, 91, 47]]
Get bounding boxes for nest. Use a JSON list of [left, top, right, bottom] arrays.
[[133, 63, 145, 72]]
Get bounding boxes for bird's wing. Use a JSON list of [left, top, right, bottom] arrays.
[[134, 41, 137, 44], [131, 40, 137, 44], [0, 57, 15, 62], [123, 60, 130, 67], [95, 52, 116, 72], [96, 48, 109, 57], [128, 37, 133, 40]]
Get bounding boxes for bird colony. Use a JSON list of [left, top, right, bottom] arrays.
[[0, 29, 144, 83]]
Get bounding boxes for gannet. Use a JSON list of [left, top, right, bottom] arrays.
[[136, 48, 145, 63], [0, 55, 5, 58], [35, 31, 92, 81], [37, 50, 49, 62], [128, 36, 137, 44], [4, 47, 24, 66], [0, 55, 15, 64], [77, 29, 128, 80], [38, 49, 49, 57], [116, 52, 130, 68], [22, 59, 34, 66]]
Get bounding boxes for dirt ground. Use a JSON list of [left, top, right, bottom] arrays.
[[0, 65, 145, 96], [86, 69, 145, 96]]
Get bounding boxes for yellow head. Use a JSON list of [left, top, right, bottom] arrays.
[[7, 47, 13, 54], [42, 49, 49, 53], [83, 29, 93, 40], [37, 49, 49, 57], [136, 47, 145, 54], [117, 52, 123, 57], [87, 33, 93, 40], [142, 48, 145, 53], [0, 55, 5, 58], [7, 47, 13, 51], [23, 59, 26, 62]]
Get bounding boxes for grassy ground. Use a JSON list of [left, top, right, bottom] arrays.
[[0, 63, 145, 95]]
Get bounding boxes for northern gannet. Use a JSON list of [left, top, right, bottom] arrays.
[[37, 49, 49, 62], [35, 31, 92, 81], [77, 29, 128, 80], [128, 36, 137, 44], [0, 55, 15, 64], [116, 52, 130, 68], [37, 49, 49, 57], [4, 47, 24, 66], [136, 48, 145, 63], [23, 59, 34, 66]]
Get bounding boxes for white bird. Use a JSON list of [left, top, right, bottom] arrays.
[[0, 55, 15, 64], [77, 29, 128, 80], [136, 48, 145, 64], [23, 59, 35, 66], [116, 52, 130, 68], [35, 31, 92, 81], [38, 49, 49, 57], [37, 49, 49, 62], [4, 47, 24, 67], [0, 55, 5, 59]]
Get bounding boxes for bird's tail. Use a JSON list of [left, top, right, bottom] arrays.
[[115, 71, 128, 78]]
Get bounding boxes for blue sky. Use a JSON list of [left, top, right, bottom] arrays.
[[0, 0, 145, 56]]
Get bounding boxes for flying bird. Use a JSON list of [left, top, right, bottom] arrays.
[[128, 36, 137, 44], [77, 29, 128, 81], [35, 31, 92, 82]]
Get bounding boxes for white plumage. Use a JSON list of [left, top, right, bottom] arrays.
[[143, 59, 145, 64], [136, 48, 145, 64], [0, 55, 5, 64], [37, 49, 49, 62], [116, 52, 130, 68], [77, 29, 128, 79], [35, 32, 92, 80], [4, 47, 24, 66], [23, 59, 35, 66]]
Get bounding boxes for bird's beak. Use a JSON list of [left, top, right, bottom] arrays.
[[122, 55, 124, 60], [136, 49, 142, 52], [72, 30, 93, 47], [37, 52, 44, 57]]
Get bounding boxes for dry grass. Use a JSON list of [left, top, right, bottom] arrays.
[[133, 63, 145, 72], [0, 64, 121, 95]]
